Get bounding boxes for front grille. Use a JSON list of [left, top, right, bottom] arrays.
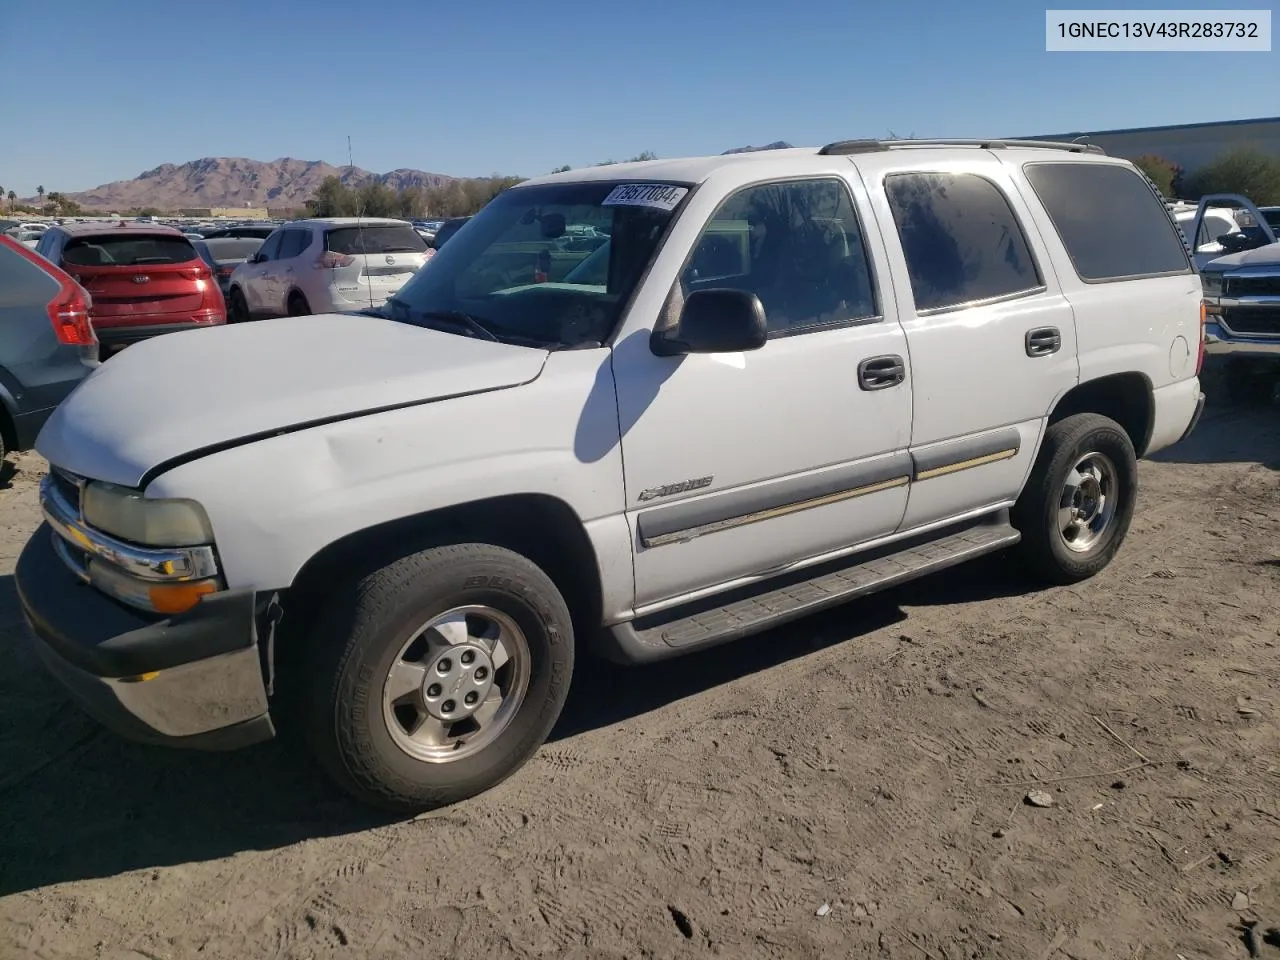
[[1225, 275, 1280, 297], [50, 468, 83, 514], [1223, 306, 1280, 337]]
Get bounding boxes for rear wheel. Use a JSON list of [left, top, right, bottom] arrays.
[[303, 543, 575, 812], [286, 291, 311, 317], [1012, 413, 1138, 585], [228, 287, 249, 323]]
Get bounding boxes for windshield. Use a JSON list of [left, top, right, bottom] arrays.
[[384, 180, 688, 347]]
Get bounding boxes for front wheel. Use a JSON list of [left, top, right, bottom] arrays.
[[1012, 413, 1138, 585], [304, 543, 575, 812], [1223, 358, 1276, 406]]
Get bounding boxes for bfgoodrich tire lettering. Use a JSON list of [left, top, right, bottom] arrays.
[[304, 543, 574, 812], [1012, 413, 1138, 585]]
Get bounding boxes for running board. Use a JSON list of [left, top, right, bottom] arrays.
[[601, 514, 1021, 664]]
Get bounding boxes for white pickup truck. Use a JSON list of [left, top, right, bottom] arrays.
[[17, 139, 1206, 812]]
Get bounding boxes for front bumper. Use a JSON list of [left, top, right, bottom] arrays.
[[1203, 322, 1280, 359], [15, 526, 274, 750]]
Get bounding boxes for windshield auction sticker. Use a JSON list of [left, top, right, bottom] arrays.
[[602, 184, 689, 211]]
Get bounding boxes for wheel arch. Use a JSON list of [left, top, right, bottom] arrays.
[[1047, 372, 1154, 457], [282, 493, 605, 653]]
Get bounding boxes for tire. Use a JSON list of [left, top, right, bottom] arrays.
[[303, 543, 575, 812], [227, 287, 249, 324], [1012, 413, 1138, 586], [286, 292, 311, 317], [1223, 358, 1276, 406]]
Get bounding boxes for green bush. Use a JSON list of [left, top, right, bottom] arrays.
[[1130, 154, 1179, 197], [1183, 147, 1280, 206]]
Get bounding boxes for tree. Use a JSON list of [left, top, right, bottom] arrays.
[[37, 185, 45, 212], [5, 190, 12, 211], [1182, 147, 1280, 206], [304, 173, 526, 220], [1130, 154, 1179, 197]]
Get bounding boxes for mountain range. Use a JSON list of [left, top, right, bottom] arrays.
[[35, 157, 457, 211], [30, 145, 796, 211]]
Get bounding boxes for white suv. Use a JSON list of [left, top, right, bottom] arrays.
[[226, 217, 430, 320], [21, 139, 1204, 813]]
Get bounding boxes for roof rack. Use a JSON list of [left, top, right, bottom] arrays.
[[817, 138, 1107, 156]]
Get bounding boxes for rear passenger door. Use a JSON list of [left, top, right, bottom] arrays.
[[867, 161, 1079, 530]]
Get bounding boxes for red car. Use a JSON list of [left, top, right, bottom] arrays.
[[34, 222, 225, 357]]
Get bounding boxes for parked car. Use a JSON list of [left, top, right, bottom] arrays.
[[200, 224, 279, 240], [0, 235, 98, 462], [33, 221, 226, 357], [193, 237, 264, 299], [226, 217, 429, 320], [18, 139, 1204, 813], [428, 216, 471, 249]]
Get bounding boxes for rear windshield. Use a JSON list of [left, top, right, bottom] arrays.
[[62, 234, 198, 267], [203, 238, 263, 261], [325, 224, 427, 256]]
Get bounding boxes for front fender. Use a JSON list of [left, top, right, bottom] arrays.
[[144, 348, 627, 595]]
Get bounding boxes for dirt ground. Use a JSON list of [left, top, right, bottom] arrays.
[[1, 374, 1277, 960]]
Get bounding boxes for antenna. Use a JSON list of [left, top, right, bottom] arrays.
[[347, 134, 375, 308]]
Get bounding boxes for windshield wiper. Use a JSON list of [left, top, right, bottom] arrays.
[[413, 309, 500, 342]]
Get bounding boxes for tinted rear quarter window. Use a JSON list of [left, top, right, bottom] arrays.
[[1021, 162, 1191, 281], [884, 172, 1042, 312], [325, 225, 426, 256], [62, 233, 197, 267]]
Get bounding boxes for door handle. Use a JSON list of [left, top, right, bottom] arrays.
[[858, 355, 906, 390], [1025, 327, 1062, 357]]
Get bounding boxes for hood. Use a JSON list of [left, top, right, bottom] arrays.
[[1203, 242, 1280, 272], [37, 313, 549, 487]]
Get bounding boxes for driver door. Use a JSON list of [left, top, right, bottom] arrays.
[[614, 174, 913, 610]]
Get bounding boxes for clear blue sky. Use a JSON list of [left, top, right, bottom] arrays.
[[1, 0, 1276, 195]]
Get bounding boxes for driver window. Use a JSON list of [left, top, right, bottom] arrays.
[[678, 178, 878, 336]]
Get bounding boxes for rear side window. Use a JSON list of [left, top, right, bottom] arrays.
[[325, 224, 426, 256], [1021, 162, 1191, 282], [61, 233, 197, 267], [884, 172, 1042, 312]]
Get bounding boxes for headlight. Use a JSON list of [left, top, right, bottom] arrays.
[[82, 481, 214, 546], [1200, 272, 1223, 298]]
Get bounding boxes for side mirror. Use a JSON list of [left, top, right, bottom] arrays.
[[652, 288, 768, 357], [540, 213, 567, 239], [1219, 231, 1265, 253], [247, 252, 262, 264]]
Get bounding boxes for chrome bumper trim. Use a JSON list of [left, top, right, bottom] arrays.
[[39, 473, 219, 582]]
